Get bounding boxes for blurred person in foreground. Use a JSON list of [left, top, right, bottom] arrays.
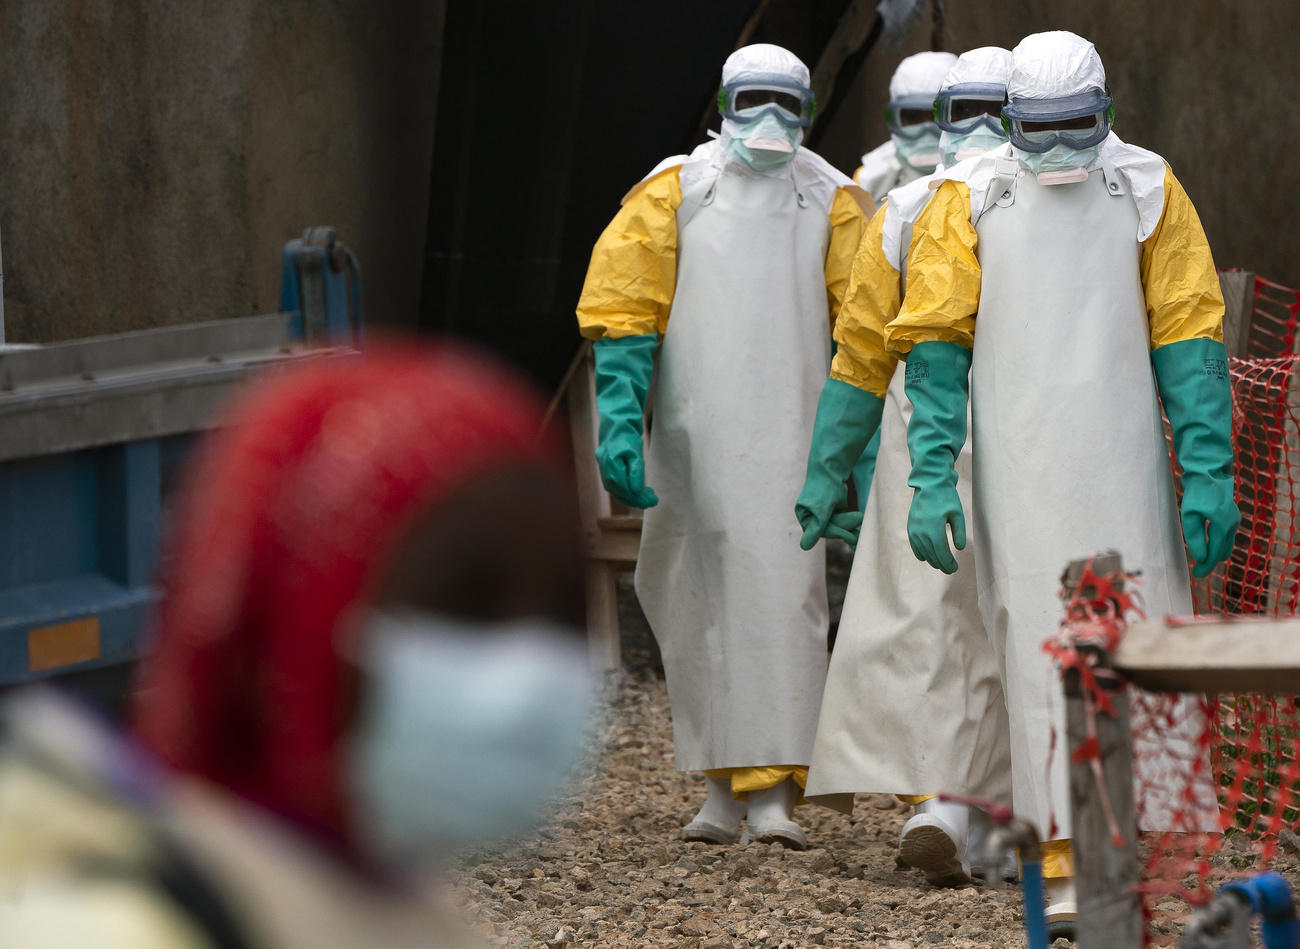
[[0, 342, 592, 948]]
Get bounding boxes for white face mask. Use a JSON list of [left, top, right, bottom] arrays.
[[893, 126, 942, 173], [939, 128, 1007, 169], [1014, 142, 1099, 178], [346, 611, 593, 868], [723, 111, 802, 174]]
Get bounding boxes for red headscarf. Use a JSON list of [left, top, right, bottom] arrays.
[[133, 340, 567, 844]]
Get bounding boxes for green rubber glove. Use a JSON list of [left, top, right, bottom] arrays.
[[1152, 337, 1240, 577], [593, 334, 660, 508], [795, 377, 885, 549], [903, 341, 972, 574]]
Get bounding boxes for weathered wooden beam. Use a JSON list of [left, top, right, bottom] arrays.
[[1061, 556, 1144, 949], [1114, 616, 1300, 694]]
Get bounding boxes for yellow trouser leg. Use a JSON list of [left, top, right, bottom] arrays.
[[704, 766, 809, 805], [897, 794, 936, 806], [1041, 839, 1073, 879]]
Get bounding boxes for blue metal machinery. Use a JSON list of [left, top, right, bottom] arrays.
[[0, 231, 360, 685], [1182, 872, 1300, 949], [279, 226, 363, 347]]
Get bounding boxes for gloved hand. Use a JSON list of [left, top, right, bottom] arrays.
[[795, 377, 885, 549], [593, 334, 660, 508], [903, 341, 972, 574], [1152, 337, 1241, 577]]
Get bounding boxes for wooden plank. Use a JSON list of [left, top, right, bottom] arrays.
[[582, 529, 641, 566], [585, 561, 621, 673], [1066, 666, 1143, 949], [1114, 616, 1300, 693]]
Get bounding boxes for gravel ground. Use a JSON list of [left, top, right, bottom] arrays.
[[451, 664, 1032, 949], [448, 570, 1300, 948]]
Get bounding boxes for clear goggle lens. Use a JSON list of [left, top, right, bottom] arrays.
[[887, 95, 940, 139], [1009, 112, 1107, 152], [719, 78, 814, 127], [934, 84, 1006, 134]]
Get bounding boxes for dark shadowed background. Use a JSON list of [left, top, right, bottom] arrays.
[[2, 0, 1295, 389]]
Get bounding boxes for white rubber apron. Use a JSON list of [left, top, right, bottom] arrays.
[[807, 363, 1012, 807], [635, 164, 832, 773], [971, 166, 1210, 836], [807, 178, 1010, 805]]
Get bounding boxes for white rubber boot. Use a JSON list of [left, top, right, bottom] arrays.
[[898, 798, 971, 886], [1044, 876, 1077, 939], [681, 776, 745, 843], [742, 778, 807, 850]]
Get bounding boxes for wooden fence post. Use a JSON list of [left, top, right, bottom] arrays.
[[1061, 554, 1144, 949]]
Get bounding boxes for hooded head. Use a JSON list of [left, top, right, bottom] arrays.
[[934, 46, 1012, 168], [1002, 31, 1113, 176], [885, 50, 957, 173], [718, 43, 813, 175]]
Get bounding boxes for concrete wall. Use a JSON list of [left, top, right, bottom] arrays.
[[814, 2, 1300, 287], [0, 1, 442, 342]]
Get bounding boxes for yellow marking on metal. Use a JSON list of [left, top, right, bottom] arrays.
[[28, 616, 102, 672]]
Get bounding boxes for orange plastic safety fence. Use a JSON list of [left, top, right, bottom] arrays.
[[1131, 276, 1300, 943]]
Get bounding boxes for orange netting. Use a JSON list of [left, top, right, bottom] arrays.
[[1061, 276, 1300, 943]]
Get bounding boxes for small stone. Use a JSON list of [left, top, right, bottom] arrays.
[[678, 917, 711, 937], [1280, 828, 1300, 854], [473, 866, 499, 885], [570, 867, 593, 890]]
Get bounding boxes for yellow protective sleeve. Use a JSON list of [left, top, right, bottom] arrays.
[[705, 766, 809, 806], [829, 201, 900, 398], [885, 179, 980, 356], [575, 165, 683, 340], [825, 186, 871, 332], [1141, 166, 1225, 349]]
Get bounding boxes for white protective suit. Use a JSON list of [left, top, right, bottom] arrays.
[[885, 32, 1219, 838], [621, 47, 867, 773], [807, 47, 1014, 808], [855, 51, 957, 209]]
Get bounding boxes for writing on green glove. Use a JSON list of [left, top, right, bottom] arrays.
[[902, 341, 972, 574], [795, 378, 885, 550], [593, 334, 660, 509], [1152, 337, 1240, 577]]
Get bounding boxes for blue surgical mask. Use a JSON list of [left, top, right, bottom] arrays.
[[939, 128, 1006, 169], [1016, 143, 1099, 177], [893, 126, 942, 173], [726, 110, 800, 173], [347, 611, 593, 868]]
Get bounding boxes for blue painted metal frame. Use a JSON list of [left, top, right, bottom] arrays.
[[0, 228, 362, 685], [0, 441, 161, 683]]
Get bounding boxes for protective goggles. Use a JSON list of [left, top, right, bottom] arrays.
[[1001, 89, 1114, 153], [718, 75, 815, 127], [885, 93, 940, 139], [933, 83, 1006, 135]]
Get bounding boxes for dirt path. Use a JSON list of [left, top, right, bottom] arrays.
[[448, 574, 1300, 947], [451, 667, 1049, 948]]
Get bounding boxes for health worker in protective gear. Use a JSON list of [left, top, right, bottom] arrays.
[[854, 50, 957, 210], [576, 44, 871, 850], [846, 49, 957, 503], [798, 46, 1015, 890], [884, 31, 1238, 936]]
